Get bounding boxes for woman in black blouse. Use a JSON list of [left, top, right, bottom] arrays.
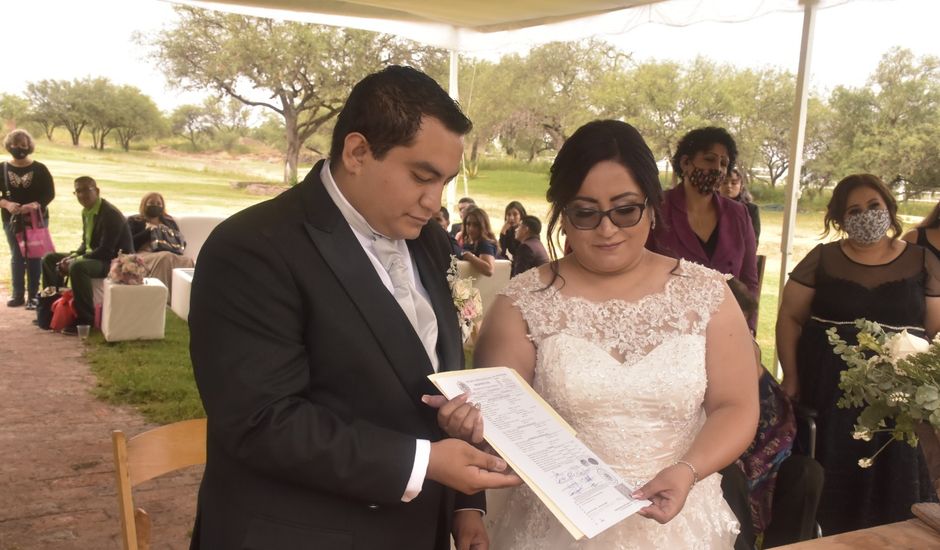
[[498, 201, 527, 260], [126, 192, 194, 296], [0, 129, 55, 309]]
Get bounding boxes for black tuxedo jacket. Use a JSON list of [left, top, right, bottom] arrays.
[[189, 161, 481, 550]]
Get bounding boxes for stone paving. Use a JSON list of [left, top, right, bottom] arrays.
[[0, 305, 201, 550]]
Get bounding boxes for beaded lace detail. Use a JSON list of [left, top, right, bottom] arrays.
[[486, 260, 739, 549]]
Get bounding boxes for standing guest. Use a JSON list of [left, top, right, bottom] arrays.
[[648, 126, 758, 331], [902, 199, 940, 260], [126, 192, 194, 296], [434, 206, 462, 257], [498, 201, 527, 259], [510, 215, 548, 277], [187, 66, 519, 550], [41, 177, 133, 334], [776, 174, 939, 535], [0, 129, 55, 309], [449, 196, 476, 238], [720, 167, 761, 245], [460, 206, 497, 277]]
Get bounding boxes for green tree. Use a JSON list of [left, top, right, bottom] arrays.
[[112, 86, 164, 152], [143, 5, 445, 184], [170, 104, 212, 149], [809, 48, 940, 197], [0, 93, 30, 128]]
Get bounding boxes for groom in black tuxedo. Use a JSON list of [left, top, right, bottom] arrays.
[[188, 66, 519, 550]]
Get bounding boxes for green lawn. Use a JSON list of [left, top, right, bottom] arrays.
[[3, 138, 932, 422]]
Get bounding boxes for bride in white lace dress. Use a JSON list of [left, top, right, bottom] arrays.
[[468, 121, 759, 549]]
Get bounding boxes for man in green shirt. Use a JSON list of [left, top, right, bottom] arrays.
[[41, 176, 133, 333]]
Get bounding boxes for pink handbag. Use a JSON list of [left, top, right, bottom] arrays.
[[16, 209, 55, 259]]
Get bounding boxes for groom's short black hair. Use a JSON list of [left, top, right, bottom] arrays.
[[330, 65, 472, 163]]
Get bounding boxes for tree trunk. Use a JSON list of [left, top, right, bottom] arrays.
[[283, 111, 300, 186]]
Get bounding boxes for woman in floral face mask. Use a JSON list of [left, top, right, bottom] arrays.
[[648, 126, 759, 331], [777, 173, 940, 536]]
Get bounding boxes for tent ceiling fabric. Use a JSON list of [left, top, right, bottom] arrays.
[[186, 0, 660, 32]]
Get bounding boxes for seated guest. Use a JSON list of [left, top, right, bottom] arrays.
[[433, 206, 462, 257], [41, 176, 133, 334], [451, 196, 476, 242], [510, 215, 548, 277], [498, 200, 527, 260], [460, 206, 496, 276], [721, 277, 823, 549], [127, 192, 195, 297]]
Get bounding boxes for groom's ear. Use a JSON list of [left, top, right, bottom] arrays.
[[341, 132, 371, 176]]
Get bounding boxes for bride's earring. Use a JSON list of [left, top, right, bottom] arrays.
[[650, 212, 656, 230]]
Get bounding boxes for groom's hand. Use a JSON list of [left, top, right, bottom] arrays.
[[452, 510, 489, 550], [422, 392, 484, 443], [427, 439, 521, 494]]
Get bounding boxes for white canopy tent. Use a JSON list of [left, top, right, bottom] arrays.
[[171, 0, 835, 357]]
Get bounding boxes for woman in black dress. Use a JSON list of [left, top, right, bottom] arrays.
[[498, 201, 526, 259], [776, 174, 940, 535], [902, 200, 940, 260], [720, 167, 761, 245]]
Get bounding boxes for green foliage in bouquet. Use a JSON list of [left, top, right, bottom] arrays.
[[828, 320, 940, 467]]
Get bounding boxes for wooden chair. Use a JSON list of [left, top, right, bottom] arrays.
[[111, 418, 207, 550]]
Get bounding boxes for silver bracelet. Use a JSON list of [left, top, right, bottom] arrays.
[[674, 460, 698, 487]]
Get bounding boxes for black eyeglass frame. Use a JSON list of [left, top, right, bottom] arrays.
[[563, 199, 648, 230]]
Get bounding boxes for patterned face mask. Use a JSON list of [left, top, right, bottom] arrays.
[[844, 208, 891, 244], [687, 167, 725, 195]]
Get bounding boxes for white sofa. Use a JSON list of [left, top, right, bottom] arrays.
[[456, 259, 511, 315], [174, 214, 226, 262], [169, 215, 226, 320]]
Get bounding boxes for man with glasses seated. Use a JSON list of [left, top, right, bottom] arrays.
[[40, 176, 133, 334]]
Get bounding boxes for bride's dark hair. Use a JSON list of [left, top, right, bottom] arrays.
[[543, 120, 662, 288]]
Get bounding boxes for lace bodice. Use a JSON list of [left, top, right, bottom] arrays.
[[488, 260, 738, 549]]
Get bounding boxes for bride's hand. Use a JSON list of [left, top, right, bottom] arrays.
[[422, 392, 485, 443], [631, 463, 695, 524]]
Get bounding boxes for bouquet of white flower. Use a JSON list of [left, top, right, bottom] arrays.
[[446, 255, 483, 344], [107, 252, 147, 285], [828, 319, 940, 470]]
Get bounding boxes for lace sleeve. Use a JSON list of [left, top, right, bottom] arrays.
[[789, 243, 824, 288], [498, 269, 552, 343], [925, 249, 940, 297], [672, 261, 729, 335]]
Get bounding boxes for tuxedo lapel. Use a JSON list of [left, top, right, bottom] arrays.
[[409, 239, 462, 374], [299, 163, 437, 418]]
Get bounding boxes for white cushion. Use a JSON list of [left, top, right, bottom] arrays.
[[101, 278, 167, 342], [173, 215, 226, 262], [170, 268, 195, 321]]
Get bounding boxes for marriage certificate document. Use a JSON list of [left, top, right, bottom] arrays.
[[428, 366, 650, 539]]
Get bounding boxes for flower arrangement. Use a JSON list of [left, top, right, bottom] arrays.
[[828, 319, 940, 468], [107, 252, 147, 285], [447, 255, 483, 343]]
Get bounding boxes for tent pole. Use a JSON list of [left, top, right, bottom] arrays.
[[774, 0, 818, 377], [447, 45, 460, 217]]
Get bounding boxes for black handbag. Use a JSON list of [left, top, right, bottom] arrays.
[[150, 225, 185, 254], [36, 277, 68, 330]]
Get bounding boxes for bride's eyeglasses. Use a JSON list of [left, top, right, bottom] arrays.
[[564, 199, 648, 230]]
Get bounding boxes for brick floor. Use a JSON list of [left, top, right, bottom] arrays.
[[0, 304, 201, 550]]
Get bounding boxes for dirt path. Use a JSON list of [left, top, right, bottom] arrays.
[[0, 304, 201, 550]]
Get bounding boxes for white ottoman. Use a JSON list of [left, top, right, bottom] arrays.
[[170, 268, 195, 321], [101, 278, 167, 342]]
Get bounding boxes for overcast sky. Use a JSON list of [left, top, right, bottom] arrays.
[[5, 0, 938, 112]]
